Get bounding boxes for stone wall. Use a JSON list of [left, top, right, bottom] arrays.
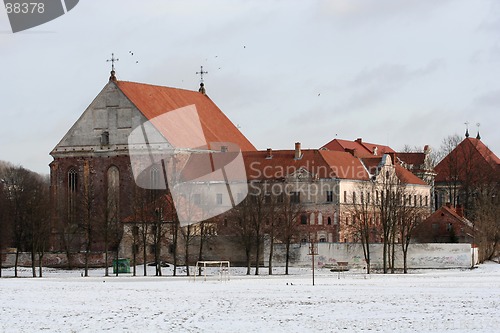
[[265, 242, 473, 270]]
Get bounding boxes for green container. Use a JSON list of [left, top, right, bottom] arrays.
[[112, 258, 131, 274]]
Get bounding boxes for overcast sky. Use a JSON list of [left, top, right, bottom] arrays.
[[1, 0, 499, 175]]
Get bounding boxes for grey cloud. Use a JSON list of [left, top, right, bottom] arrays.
[[473, 89, 500, 107]]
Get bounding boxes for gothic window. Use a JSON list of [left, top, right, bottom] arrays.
[[326, 191, 333, 203], [327, 217, 332, 225], [300, 214, 308, 225], [107, 166, 120, 224], [150, 166, 160, 189], [67, 168, 78, 222], [290, 191, 300, 204]]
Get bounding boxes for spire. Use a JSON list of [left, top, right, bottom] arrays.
[[476, 122, 481, 140], [106, 53, 119, 82], [464, 121, 469, 138]]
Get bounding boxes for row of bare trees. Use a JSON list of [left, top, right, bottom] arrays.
[[347, 169, 427, 274], [225, 183, 303, 275], [0, 163, 50, 277]]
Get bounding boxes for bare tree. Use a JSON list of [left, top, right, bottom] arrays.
[[396, 188, 425, 273], [1, 166, 50, 277], [227, 195, 255, 275], [346, 182, 377, 274], [81, 171, 97, 277], [276, 189, 303, 275], [472, 180, 500, 262]]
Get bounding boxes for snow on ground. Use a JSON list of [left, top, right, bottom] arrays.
[[1, 263, 500, 333]]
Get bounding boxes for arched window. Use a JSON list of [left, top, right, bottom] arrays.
[[310, 212, 315, 225], [67, 168, 78, 222], [317, 212, 323, 225], [327, 217, 332, 225], [107, 166, 120, 223], [150, 166, 160, 189]]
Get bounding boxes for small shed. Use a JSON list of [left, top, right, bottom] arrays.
[[112, 258, 131, 274]]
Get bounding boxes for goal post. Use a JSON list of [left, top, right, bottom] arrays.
[[194, 260, 231, 282]]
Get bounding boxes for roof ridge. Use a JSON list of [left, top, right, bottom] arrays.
[[117, 80, 201, 94]]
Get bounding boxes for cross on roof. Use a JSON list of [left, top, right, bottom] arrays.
[[196, 65, 208, 83], [107, 53, 119, 72]]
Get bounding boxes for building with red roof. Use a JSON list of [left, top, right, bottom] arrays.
[[434, 136, 500, 216], [413, 203, 473, 243], [49, 72, 255, 257]]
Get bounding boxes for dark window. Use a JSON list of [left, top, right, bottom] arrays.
[[68, 168, 78, 223], [327, 217, 332, 225], [300, 214, 308, 225], [326, 191, 333, 203], [132, 226, 139, 236], [344, 191, 347, 203], [290, 191, 300, 204], [319, 238, 327, 243], [68, 169, 78, 192]]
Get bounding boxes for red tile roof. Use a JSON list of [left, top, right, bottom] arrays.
[[435, 138, 500, 183], [397, 152, 426, 168], [394, 165, 427, 185], [242, 150, 371, 181], [116, 81, 256, 152], [321, 138, 395, 157]]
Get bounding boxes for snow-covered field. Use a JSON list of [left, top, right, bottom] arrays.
[[1, 263, 500, 333]]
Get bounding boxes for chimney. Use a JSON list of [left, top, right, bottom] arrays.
[[294, 142, 302, 160], [445, 202, 452, 209], [345, 148, 357, 157], [424, 145, 430, 154], [456, 204, 464, 217], [266, 148, 273, 159], [373, 146, 378, 156], [355, 138, 362, 144]]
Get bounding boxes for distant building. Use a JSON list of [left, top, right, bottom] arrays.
[[49, 71, 255, 258], [434, 135, 500, 216], [413, 203, 473, 243]]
